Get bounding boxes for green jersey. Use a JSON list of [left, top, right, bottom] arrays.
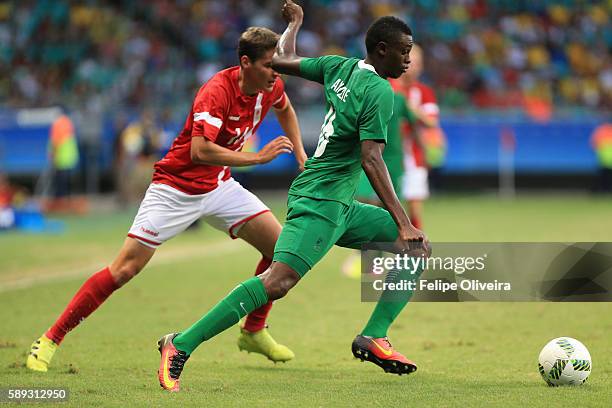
[[289, 55, 394, 206]]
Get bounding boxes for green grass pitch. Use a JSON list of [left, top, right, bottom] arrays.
[[1, 193, 611, 407]]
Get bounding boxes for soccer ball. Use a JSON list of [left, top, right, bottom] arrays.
[[538, 337, 591, 386]]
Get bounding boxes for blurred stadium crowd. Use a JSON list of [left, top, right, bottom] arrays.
[[1, 0, 610, 115], [0, 0, 611, 225]]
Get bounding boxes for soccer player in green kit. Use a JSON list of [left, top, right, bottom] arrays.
[[158, 0, 430, 391]]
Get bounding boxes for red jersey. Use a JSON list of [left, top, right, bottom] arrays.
[[153, 66, 287, 194], [390, 80, 439, 168]]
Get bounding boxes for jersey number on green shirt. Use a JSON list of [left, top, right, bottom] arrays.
[[314, 106, 337, 158]]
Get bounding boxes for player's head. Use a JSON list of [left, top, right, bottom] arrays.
[[238, 27, 280, 92], [365, 16, 413, 79], [402, 43, 423, 83]]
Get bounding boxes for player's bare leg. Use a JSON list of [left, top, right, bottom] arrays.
[[109, 238, 156, 285], [235, 210, 279, 259], [27, 238, 155, 372], [234, 211, 295, 362]]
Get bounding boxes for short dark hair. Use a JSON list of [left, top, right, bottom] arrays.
[[238, 27, 280, 62], [365, 16, 412, 55]]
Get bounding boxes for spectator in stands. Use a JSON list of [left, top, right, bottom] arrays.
[[2, 1, 609, 113]]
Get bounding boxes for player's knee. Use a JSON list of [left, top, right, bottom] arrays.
[[262, 268, 300, 301], [268, 279, 292, 300], [110, 262, 143, 286], [264, 278, 289, 300], [111, 241, 153, 286]]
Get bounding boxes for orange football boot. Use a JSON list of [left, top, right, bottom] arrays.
[[351, 335, 417, 375], [157, 333, 189, 392]]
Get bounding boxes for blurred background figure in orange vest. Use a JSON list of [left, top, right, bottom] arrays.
[[47, 107, 79, 211], [591, 123, 612, 193]]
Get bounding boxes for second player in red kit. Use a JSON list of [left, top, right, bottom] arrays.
[[26, 27, 306, 374]]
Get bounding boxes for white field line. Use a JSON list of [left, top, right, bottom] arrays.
[[0, 240, 245, 293]]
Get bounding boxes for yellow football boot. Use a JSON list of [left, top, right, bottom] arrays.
[[237, 327, 294, 363], [26, 335, 58, 372]]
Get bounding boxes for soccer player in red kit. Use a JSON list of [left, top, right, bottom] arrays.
[[26, 27, 307, 372], [390, 44, 441, 230]]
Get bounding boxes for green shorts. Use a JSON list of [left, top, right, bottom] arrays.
[[355, 155, 403, 200], [273, 194, 399, 277]]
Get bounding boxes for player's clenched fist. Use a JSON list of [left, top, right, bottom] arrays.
[[282, 0, 303, 25], [396, 225, 432, 258], [256, 136, 294, 164]]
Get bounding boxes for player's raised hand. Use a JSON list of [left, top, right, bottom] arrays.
[[281, 0, 303, 25], [256, 136, 294, 164]]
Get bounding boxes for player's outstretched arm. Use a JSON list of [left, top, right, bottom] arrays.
[[191, 136, 293, 167], [272, 0, 304, 77], [274, 96, 307, 170], [361, 140, 429, 250]]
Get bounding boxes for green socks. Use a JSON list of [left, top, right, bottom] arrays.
[[361, 264, 423, 338], [173, 277, 268, 355], [361, 297, 408, 338], [171, 251, 422, 352]]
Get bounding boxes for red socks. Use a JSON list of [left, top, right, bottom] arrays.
[[45, 258, 273, 343], [45, 267, 118, 345], [243, 257, 273, 332]]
